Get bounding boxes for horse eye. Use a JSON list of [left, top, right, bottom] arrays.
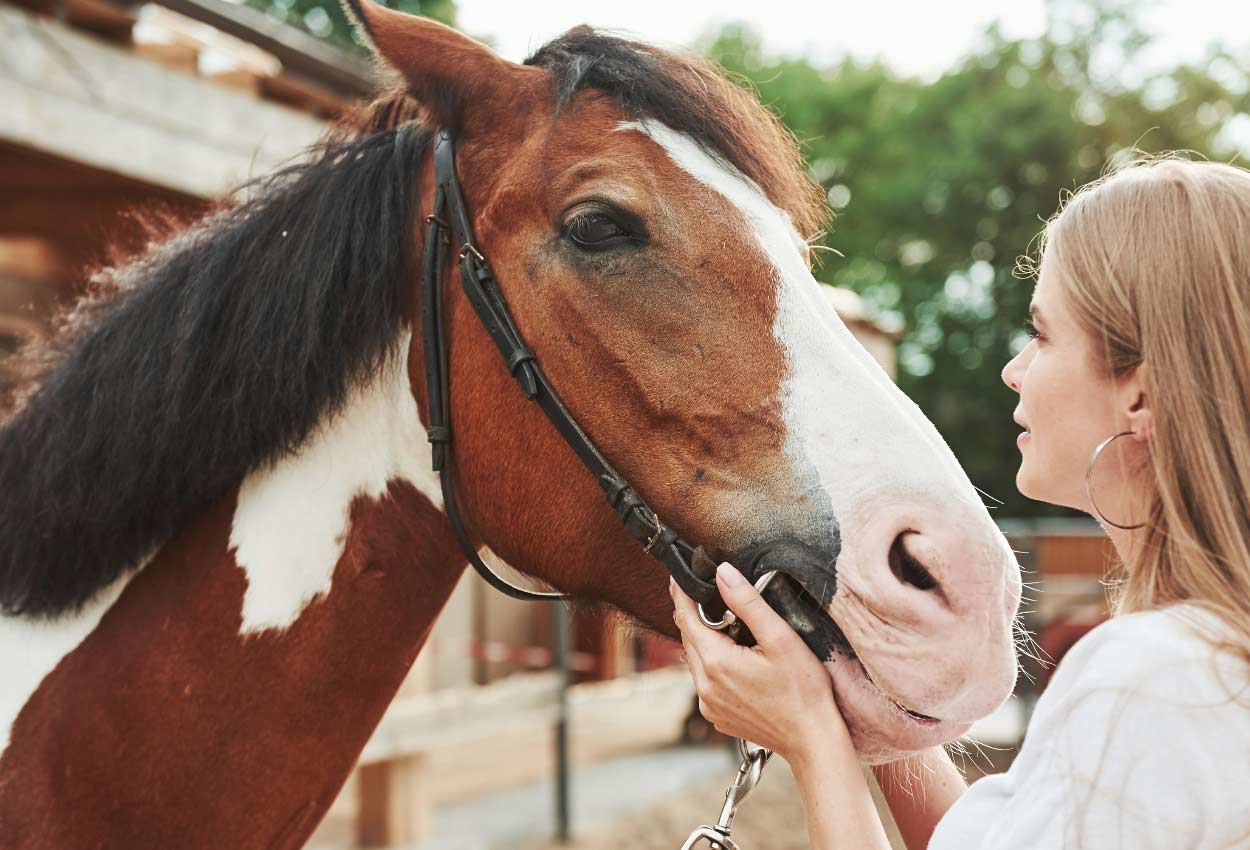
[[566, 213, 630, 249]]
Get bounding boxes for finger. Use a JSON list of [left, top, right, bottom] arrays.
[[670, 576, 737, 670], [670, 577, 712, 641], [670, 577, 702, 640], [670, 578, 710, 679], [697, 697, 715, 725], [715, 563, 796, 652], [683, 634, 711, 689]]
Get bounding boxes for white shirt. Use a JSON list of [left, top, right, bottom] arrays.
[[928, 604, 1250, 850]]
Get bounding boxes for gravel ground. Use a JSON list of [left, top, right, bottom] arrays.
[[534, 757, 890, 850], [533, 744, 1017, 850]]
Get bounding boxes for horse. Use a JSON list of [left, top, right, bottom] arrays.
[[0, 3, 1022, 847]]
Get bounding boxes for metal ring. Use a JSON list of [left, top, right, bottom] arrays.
[[1085, 431, 1146, 530], [697, 603, 736, 631], [738, 738, 772, 766], [752, 570, 779, 595], [695, 569, 780, 632]]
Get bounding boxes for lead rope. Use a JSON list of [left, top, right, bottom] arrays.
[[680, 571, 779, 850]]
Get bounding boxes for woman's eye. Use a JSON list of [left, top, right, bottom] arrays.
[[566, 213, 630, 249], [1024, 317, 1046, 343]]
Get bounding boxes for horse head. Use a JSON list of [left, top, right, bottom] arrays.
[[350, 3, 1021, 761]]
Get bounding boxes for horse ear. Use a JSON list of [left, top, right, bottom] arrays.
[[342, 0, 528, 130]]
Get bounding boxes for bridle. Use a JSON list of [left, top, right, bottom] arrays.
[[417, 126, 778, 850], [419, 127, 725, 608]]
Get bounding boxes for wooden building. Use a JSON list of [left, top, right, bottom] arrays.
[[0, 0, 360, 394]]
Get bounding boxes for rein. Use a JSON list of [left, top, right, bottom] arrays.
[[418, 127, 775, 849], [419, 127, 722, 607]]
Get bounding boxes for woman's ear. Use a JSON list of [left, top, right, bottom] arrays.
[[1122, 364, 1153, 444], [340, 0, 537, 132]]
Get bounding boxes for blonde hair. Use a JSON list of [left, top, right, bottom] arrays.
[[1027, 153, 1250, 670]]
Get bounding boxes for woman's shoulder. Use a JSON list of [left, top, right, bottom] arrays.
[[933, 605, 1250, 850], [1046, 602, 1246, 696]]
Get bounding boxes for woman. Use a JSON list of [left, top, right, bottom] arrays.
[[672, 156, 1250, 849]]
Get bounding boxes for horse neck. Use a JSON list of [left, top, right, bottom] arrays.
[[0, 337, 469, 849]]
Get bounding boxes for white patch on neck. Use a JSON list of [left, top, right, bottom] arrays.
[[0, 571, 137, 760], [618, 120, 976, 521], [0, 335, 439, 757], [230, 331, 442, 634]]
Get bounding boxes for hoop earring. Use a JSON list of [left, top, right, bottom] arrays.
[[1085, 431, 1145, 530]]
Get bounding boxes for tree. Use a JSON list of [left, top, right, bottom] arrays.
[[243, 0, 457, 51], [704, 4, 1250, 516], [230, 0, 1248, 516]]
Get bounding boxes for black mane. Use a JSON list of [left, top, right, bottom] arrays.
[[0, 120, 431, 617], [527, 30, 755, 173]]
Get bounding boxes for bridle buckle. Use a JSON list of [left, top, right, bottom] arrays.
[[641, 506, 664, 554], [457, 243, 485, 264]]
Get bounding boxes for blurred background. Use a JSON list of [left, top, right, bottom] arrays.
[[2, 0, 1247, 848]]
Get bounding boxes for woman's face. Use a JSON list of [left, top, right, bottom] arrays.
[[1001, 252, 1127, 512]]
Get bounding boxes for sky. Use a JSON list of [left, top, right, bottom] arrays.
[[456, 0, 1250, 81]]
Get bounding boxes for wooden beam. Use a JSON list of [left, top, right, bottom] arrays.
[[132, 0, 378, 99], [0, 3, 328, 198], [0, 194, 174, 234], [359, 673, 561, 763], [355, 756, 430, 848], [261, 72, 354, 119], [8, 0, 136, 44]]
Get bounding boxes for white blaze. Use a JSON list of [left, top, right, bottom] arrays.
[[618, 120, 977, 530]]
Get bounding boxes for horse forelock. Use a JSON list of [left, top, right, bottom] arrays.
[[525, 29, 828, 242]]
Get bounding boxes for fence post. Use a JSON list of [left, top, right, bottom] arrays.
[[553, 601, 572, 843]]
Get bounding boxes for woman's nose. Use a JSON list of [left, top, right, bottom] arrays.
[[1001, 348, 1025, 392], [1000, 363, 1017, 392]]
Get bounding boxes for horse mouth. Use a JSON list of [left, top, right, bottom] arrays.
[[762, 573, 941, 725]]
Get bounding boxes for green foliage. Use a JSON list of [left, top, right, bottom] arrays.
[[704, 5, 1250, 516], [233, 0, 1246, 517], [243, 0, 457, 52]]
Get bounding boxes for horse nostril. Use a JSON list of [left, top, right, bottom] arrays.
[[888, 532, 940, 592]]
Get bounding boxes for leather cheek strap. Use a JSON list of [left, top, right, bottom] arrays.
[[419, 127, 724, 610]]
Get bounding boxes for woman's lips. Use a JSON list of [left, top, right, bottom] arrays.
[[1014, 414, 1031, 448]]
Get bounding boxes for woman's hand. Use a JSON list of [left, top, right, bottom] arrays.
[[670, 563, 851, 765], [674, 564, 898, 850]]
